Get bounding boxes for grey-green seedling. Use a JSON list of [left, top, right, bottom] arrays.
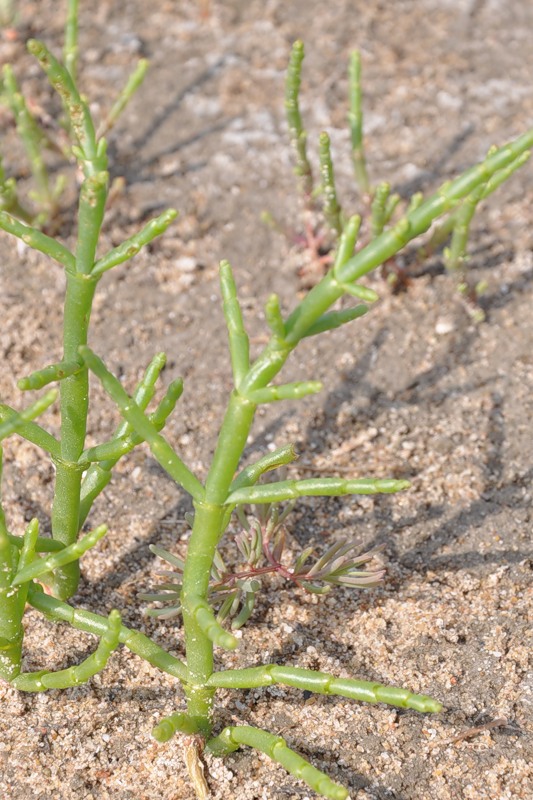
[[141, 499, 385, 630], [1, 10, 532, 798], [284, 41, 531, 309]]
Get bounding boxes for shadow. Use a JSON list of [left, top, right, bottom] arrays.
[[108, 118, 234, 187], [393, 124, 476, 198], [128, 56, 227, 156]]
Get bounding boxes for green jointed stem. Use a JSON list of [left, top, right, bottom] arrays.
[[13, 608, 121, 691], [227, 477, 409, 505], [302, 304, 368, 337], [3, 65, 53, 218], [13, 524, 107, 584], [0, 211, 76, 270], [27, 585, 188, 682], [27, 39, 101, 168], [178, 404, 255, 719], [92, 209, 178, 277], [76, 171, 109, 274], [318, 131, 342, 235], [247, 380, 322, 403], [0, 449, 23, 680], [206, 725, 348, 800], [348, 50, 370, 195], [152, 712, 203, 742], [230, 443, 298, 492], [51, 272, 99, 598], [0, 404, 60, 457], [64, 0, 80, 81], [220, 260, 250, 387], [207, 664, 441, 712], [78, 353, 171, 525], [98, 58, 149, 138], [285, 40, 313, 196], [444, 181, 486, 271], [79, 347, 204, 501], [0, 390, 57, 442], [18, 360, 82, 391]]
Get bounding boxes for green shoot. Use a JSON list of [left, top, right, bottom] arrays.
[[282, 46, 531, 313], [348, 50, 371, 195], [285, 40, 313, 198], [318, 131, 343, 235]]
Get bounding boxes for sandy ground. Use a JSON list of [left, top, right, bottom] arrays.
[[0, 1, 532, 798]]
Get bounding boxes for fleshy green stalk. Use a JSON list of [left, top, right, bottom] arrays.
[[0, 449, 23, 681], [285, 40, 313, 197], [318, 131, 342, 235], [348, 50, 371, 195], [63, 0, 80, 82], [206, 725, 348, 800]]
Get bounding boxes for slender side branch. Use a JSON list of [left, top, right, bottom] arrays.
[[0, 404, 60, 458], [63, 0, 79, 81], [18, 360, 82, 391], [247, 381, 322, 404], [230, 444, 298, 492], [27, 585, 188, 681], [13, 524, 107, 585], [302, 305, 368, 337], [318, 131, 342, 235], [183, 594, 239, 651], [285, 40, 313, 197], [81, 377, 183, 463], [206, 725, 348, 800], [27, 39, 102, 169], [79, 353, 171, 524], [0, 212, 76, 271], [79, 347, 205, 501], [3, 65, 54, 219], [13, 609, 122, 691], [8, 532, 64, 553], [348, 50, 370, 195], [227, 477, 410, 505], [92, 209, 178, 276], [97, 58, 149, 139], [0, 390, 57, 442], [207, 664, 442, 713], [220, 260, 250, 388]]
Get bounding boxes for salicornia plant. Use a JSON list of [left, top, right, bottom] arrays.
[[284, 42, 531, 315], [1, 8, 532, 798]]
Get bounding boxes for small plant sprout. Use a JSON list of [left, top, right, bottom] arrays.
[[0, 5, 532, 797], [284, 41, 531, 308]]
